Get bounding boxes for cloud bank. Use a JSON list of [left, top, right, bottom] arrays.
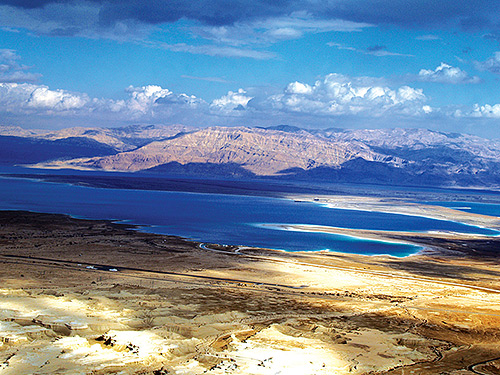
[[2, 0, 500, 42], [0, 70, 434, 129], [1, 49, 500, 138], [252, 74, 428, 117]]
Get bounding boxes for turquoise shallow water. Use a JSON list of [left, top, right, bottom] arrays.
[[0, 175, 498, 256]]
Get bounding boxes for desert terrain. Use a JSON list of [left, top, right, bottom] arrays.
[[1, 209, 500, 374]]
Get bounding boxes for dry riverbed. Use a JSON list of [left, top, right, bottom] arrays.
[[1, 210, 500, 374]]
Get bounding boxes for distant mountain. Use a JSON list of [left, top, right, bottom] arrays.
[[43, 126, 394, 175], [36, 124, 194, 151], [2, 124, 500, 188], [0, 124, 194, 152], [322, 128, 500, 187], [0, 136, 118, 165]]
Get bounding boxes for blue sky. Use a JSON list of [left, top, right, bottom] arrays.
[[1, 1, 500, 138]]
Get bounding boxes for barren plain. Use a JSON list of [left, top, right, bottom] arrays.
[[1, 207, 500, 374]]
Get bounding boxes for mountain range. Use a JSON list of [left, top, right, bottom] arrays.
[[2, 124, 500, 188]]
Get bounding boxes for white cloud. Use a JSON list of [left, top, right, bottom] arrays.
[[5, 65, 500, 137], [253, 13, 371, 38], [255, 74, 428, 117], [0, 49, 19, 66], [0, 83, 90, 113], [113, 85, 205, 118], [285, 82, 313, 95], [0, 83, 205, 121], [125, 85, 173, 114], [418, 63, 480, 84], [327, 42, 413, 57], [422, 105, 433, 114], [0, 49, 41, 83], [0, 73, 432, 130], [475, 52, 500, 75], [326, 42, 357, 52], [27, 86, 89, 110], [193, 13, 372, 46], [210, 89, 252, 112], [366, 49, 412, 57], [469, 103, 500, 118], [144, 41, 276, 60]]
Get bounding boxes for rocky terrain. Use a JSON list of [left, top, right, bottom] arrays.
[[0, 124, 192, 152], [72, 127, 391, 175], [2, 124, 500, 187], [1, 210, 500, 374]]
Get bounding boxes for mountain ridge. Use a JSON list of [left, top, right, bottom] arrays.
[[2, 124, 500, 188]]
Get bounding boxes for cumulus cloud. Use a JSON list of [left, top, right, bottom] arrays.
[[0, 83, 90, 113], [452, 101, 500, 121], [0, 72, 436, 129], [468, 103, 500, 118], [0, 49, 41, 83], [125, 85, 178, 114], [418, 63, 481, 84], [210, 88, 252, 113], [475, 52, 500, 74], [109, 85, 206, 118], [252, 74, 428, 117], [6, 62, 500, 135], [27, 86, 89, 110], [0, 82, 206, 122]]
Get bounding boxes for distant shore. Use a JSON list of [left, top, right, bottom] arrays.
[[289, 194, 500, 230], [4, 168, 500, 202]]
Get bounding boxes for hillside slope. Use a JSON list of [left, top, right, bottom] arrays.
[[3, 124, 500, 187], [58, 127, 396, 175]]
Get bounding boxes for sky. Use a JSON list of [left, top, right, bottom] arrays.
[[1, 1, 500, 138]]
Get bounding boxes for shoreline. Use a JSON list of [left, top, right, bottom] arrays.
[[2, 190, 499, 259], [0, 208, 498, 266], [1, 210, 500, 374], [3, 171, 500, 258], [0, 207, 480, 259], [5, 169, 500, 201], [258, 223, 423, 257], [289, 193, 500, 231]]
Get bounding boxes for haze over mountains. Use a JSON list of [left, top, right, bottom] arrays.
[[2, 124, 500, 188]]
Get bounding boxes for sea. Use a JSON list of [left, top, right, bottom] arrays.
[[1, 167, 499, 257]]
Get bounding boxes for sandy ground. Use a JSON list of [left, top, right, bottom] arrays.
[[288, 194, 500, 230], [1, 210, 500, 374]]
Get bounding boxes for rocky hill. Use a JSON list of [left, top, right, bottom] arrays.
[[72, 127, 397, 175], [2, 124, 500, 188], [0, 124, 193, 152]]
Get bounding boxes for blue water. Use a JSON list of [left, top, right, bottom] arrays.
[[0, 176, 498, 257]]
